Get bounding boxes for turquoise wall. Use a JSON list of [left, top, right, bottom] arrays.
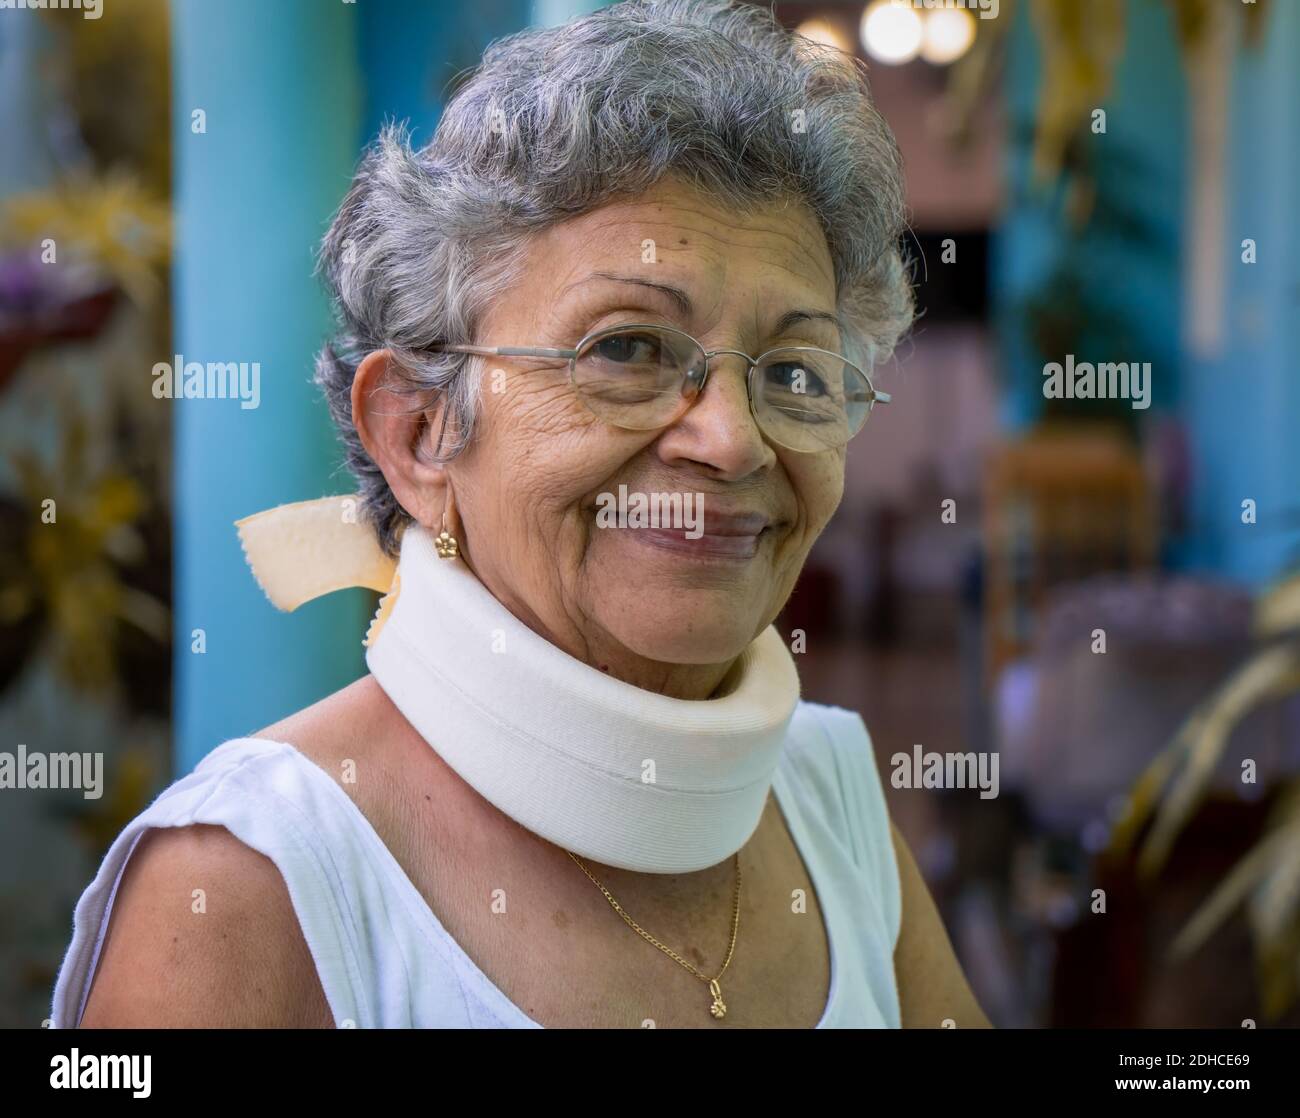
[[994, 0, 1187, 431], [994, 0, 1297, 586], [359, 0, 532, 145]]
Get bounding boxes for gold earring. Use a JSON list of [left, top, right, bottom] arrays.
[[435, 514, 459, 560]]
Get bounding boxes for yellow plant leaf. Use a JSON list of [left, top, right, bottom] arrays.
[[1139, 643, 1300, 876], [1170, 820, 1300, 960], [1254, 572, 1300, 639]]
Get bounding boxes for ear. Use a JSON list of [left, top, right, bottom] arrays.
[[351, 349, 451, 531]]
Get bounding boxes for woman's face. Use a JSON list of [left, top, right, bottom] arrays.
[[440, 176, 845, 689]]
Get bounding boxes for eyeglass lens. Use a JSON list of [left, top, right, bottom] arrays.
[[570, 325, 875, 452]]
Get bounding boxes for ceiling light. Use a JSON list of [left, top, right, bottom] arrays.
[[794, 18, 853, 55], [921, 8, 976, 65], [860, 0, 924, 66]]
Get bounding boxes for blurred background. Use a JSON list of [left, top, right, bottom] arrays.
[[1, 0, 1297, 1028]]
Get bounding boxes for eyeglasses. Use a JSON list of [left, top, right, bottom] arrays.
[[426, 322, 891, 453]]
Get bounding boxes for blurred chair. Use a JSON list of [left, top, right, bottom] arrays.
[[994, 575, 1282, 833], [991, 574, 1300, 1025], [982, 425, 1155, 687]]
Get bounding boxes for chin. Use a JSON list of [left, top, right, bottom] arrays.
[[595, 581, 773, 667]]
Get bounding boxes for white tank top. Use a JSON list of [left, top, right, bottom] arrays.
[[49, 701, 902, 1028]]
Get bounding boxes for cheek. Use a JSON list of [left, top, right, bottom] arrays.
[[491, 373, 586, 443], [790, 454, 845, 534], [480, 385, 651, 524], [484, 382, 590, 488]]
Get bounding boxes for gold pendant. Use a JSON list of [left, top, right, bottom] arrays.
[[709, 978, 726, 1019]]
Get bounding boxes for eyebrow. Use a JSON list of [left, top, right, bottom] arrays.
[[577, 271, 845, 341]]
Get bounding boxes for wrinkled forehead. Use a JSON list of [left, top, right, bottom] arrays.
[[518, 176, 839, 331]]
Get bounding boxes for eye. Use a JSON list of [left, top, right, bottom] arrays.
[[761, 360, 829, 397], [590, 331, 665, 365]]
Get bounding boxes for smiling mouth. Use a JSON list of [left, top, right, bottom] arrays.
[[631, 525, 764, 559], [587, 492, 778, 562], [620, 522, 770, 561]]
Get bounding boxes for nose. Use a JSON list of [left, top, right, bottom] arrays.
[[654, 352, 775, 478]]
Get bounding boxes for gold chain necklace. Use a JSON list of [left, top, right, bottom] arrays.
[[566, 850, 742, 1019]]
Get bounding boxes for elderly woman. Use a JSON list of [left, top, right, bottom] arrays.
[[52, 0, 988, 1029]]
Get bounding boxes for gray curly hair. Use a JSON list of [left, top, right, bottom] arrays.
[[316, 0, 914, 556]]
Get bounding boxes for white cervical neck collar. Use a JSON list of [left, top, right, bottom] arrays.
[[364, 525, 802, 873]]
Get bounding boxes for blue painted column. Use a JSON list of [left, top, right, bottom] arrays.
[[171, 0, 544, 774], [170, 0, 369, 774], [1182, 2, 1300, 586]]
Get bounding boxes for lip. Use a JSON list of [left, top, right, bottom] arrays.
[[616, 509, 775, 562], [629, 525, 768, 560], [694, 511, 771, 536], [588, 493, 780, 562]]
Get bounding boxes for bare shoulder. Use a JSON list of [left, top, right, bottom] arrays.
[[890, 820, 994, 1029], [79, 823, 333, 1027], [80, 676, 431, 1029]]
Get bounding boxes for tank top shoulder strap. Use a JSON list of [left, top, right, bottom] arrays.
[[780, 702, 903, 948], [51, 737, 386, 1028]]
